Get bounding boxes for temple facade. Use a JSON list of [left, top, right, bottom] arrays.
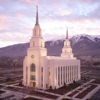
[[23, 6, 81, 89]]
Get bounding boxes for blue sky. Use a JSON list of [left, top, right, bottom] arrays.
[[0, 0, 100, 47]]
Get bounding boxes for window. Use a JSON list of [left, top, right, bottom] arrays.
[[34, 30, 36, 36], [39, 29, 41, 36], [30, 64, 35, 72], [61, 67, 62, 84], [41, 76, 43, 81], [26, 67, 28, 85], [66, 42, 67, 46], [41, 83, 43, 87], [41, 42, 42, 47], [30, 75, 35, 80], [33, 41, 35, 46], [41, 67, 43, 72], [46, 84, 48, 88], [49, 67, 50, 73], [56, 68, 57, 80], [58, 67, 60, 85]]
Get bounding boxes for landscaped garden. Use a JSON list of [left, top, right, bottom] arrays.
[[6, 86, 59, 99], [91, 79, 100, 84], [90, 89, 100, 100], [76, 85, 97, 99], [68, 90, 78, 97], [46, 82, 81, 95]]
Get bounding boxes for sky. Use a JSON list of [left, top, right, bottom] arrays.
[[0, 0, 100, 47]]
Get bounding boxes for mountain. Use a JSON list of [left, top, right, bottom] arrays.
[[70, 34, 100, 57], [0, 34, 100, 58]]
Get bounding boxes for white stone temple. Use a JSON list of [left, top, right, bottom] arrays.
[[23, 6, 81, 89]]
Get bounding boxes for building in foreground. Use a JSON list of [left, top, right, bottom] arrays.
[[23, 6, 81, 89]]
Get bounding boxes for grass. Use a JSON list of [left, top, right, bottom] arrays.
[[46, 82, 81, 95]]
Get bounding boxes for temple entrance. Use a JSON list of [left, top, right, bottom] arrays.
[[30, 82, 36, 88]]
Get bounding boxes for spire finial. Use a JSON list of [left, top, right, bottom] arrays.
[[66, 28, 68, 39], [35, 5, 39, 26]]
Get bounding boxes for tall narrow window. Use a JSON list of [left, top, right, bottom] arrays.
[[33, 41, 35, 46], [30, 63, 35, 72], [39, 30, 41, 36], [58, 67, 60, 85], [26, 67, 28, 85], [61, 67, 62, 84], [68, 66, 69, 82], [41, 76, 43, 81], [30, 75, 35, 80], [41, 67, 43, 72], [49, 67, 50, 76], [66, 66, 67, 82], [41, 67, 43, 87], [66, 42, 67, 46], [34, 30, 36, 36], [56, 67, 57, 80], [41, 42, 42, 47]]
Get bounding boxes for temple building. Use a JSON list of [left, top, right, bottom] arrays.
[[23, 6, 81, 89]]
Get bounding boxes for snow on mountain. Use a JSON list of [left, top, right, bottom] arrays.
[[0, 34, 100, 57], [49, 34, 100, 46], [50, 39, 64, 46], [70, 34, 100, 45]]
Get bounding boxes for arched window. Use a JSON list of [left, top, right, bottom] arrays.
[[30, 63, 35, 72]]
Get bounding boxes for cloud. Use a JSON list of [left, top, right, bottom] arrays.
[[68, 0, 100, 4], [54, 9, 71, 16], [0, 0, 100, 47], [0, 14, 11, 30], [87, 3, 100, 20], [15, 13, 23, 18], [19, 0, 38, 5], [0, 14, 6, 19]]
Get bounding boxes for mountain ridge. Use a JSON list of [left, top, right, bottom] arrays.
[[0, 34, 100, 58]]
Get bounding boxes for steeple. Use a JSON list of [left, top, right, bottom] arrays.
[[61, 28, 75, 58], [66, 28, 68, 39], [35, 6, 39, 26]]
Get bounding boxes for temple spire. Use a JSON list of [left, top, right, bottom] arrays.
[[35, 6, 39, 26], [66, 28, 68, 39]]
